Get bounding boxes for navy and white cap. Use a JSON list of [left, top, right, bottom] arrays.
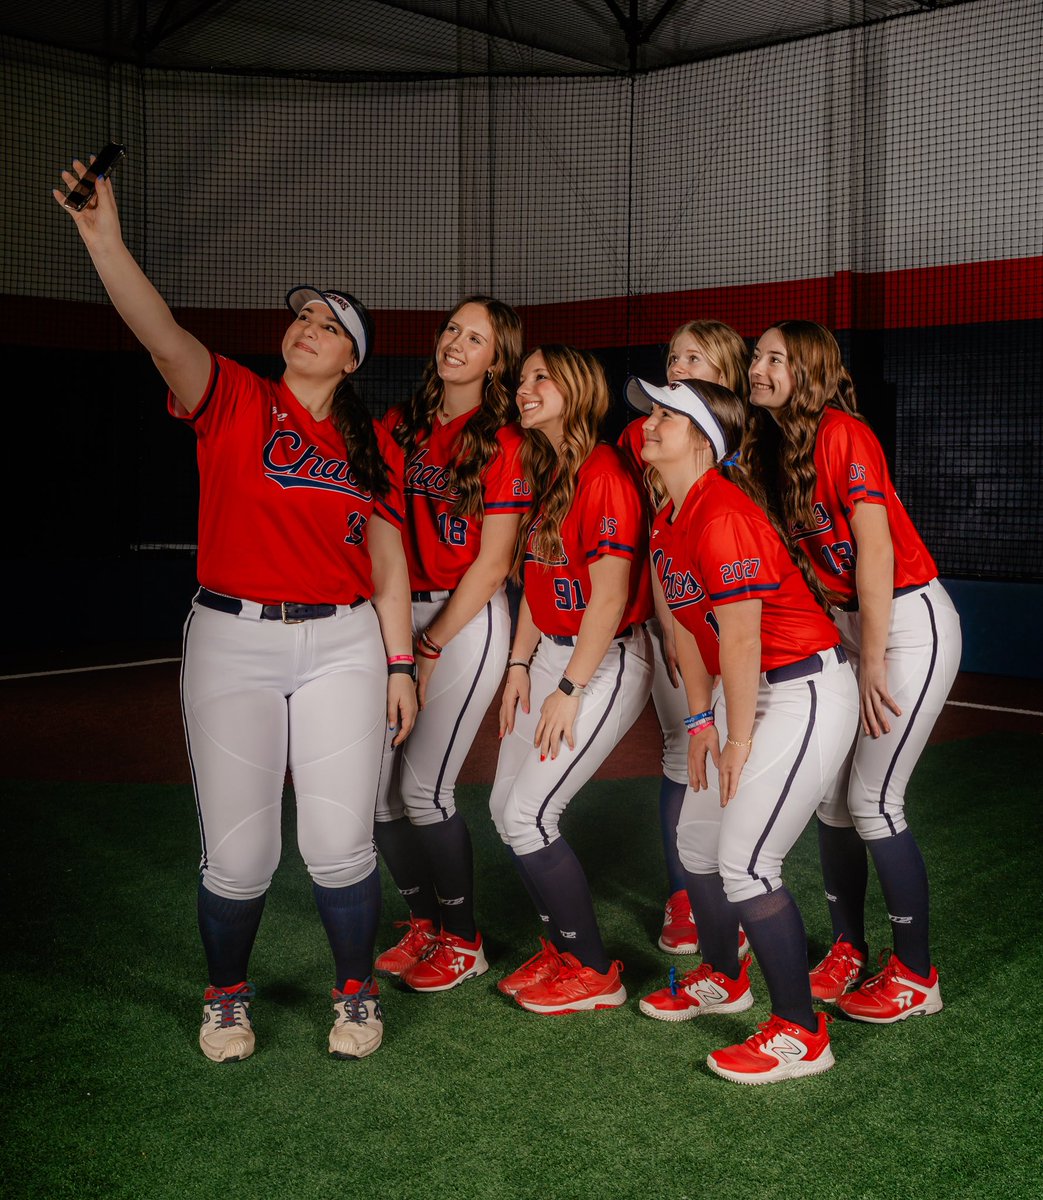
[[286, 286, 370, 367], [624, 376, 729, 463]]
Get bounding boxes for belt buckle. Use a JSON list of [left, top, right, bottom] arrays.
[[281, 601, 305, 625]]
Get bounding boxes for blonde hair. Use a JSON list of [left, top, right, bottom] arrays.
[[667, 319, 750, 401]]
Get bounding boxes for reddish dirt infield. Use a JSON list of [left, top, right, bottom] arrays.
[[2, 645, 1040, 786]]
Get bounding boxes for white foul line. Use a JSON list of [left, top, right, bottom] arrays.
[[0, 658, 180, 681], [944, 700, 1042, 718]]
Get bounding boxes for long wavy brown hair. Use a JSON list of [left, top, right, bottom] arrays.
[[326, 296, 390, 497], [392, 295, 523, 518], [741, 320, 861, 534], [514, 345, 609, 575], [676, 378, 835, 612]]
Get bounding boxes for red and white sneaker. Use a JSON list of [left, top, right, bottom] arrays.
[[809, 938, 867, 1002], [658, 891, 751, 958], [639, 957, 754, 1022], [400, 930, 488, 992], [837, 953, 942, 1023], [498, 938, 563, 998], [374, 916, 436, 978], [708, 1013, 835, 1085], [514, 953, 626, 1015], [658, 890, 700, 954]]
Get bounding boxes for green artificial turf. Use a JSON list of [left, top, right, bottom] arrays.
[[2, 733, 1040, 1199]]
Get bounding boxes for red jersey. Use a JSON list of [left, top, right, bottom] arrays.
[[384, 407, 530, 591], [651, 470, 839, 676], [170, 354, 404, 605], [795, 408, 938, 602], [523, 445, 653, 638]]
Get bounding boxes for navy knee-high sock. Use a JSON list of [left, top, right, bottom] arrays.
[[412, 811, 476, 940], [734, 887, 816, 1032], [197, 881, 266, 988], [313, 866, 382, 987], [516, 839, 609, 973], [659, 776, 688, 894], [509, 848, 565, 951], [867, 828, 931, 977], [817, 819, 869, 956], [686, 871, 740, 978], [373, 817, 439, 925]]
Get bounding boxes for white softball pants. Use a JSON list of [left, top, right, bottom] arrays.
[[817, 578, 962, 839], [182, 598, 387, 900], [646, 616, 690, 784], [678, 650, 860, 903], [490, 628, 653, 856], [375, 588, 511, 827]]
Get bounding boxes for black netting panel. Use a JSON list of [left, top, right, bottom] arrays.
[[2, 0, 1040, 579]]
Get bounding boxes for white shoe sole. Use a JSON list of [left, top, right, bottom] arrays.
[[707, 1044, 835, 1085], [517, 984, 627, 1014], [658, 935, 700, 954], [639, 990, 754, 1021]]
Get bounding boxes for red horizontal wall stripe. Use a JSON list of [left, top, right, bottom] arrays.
[[5, 257, 1040, 353]]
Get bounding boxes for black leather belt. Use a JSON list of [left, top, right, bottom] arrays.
[[196, 587, 364, 623], [765, 645, 847, 684], [411, 590, 453, 603], [546, 624, 636, 648], [839, 582, 929, 613]]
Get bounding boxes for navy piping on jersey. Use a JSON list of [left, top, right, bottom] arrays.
[[180, 608, 209, 870], [533, 644, 628, 846], [746, 680, 818, 894], [187, 355, 222, 424], [877, 593, 940, 834], [708, 581, 782, 602], [430, 600, 495, 818]]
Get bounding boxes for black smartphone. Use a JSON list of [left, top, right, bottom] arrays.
[[64, 141, 127, 211]]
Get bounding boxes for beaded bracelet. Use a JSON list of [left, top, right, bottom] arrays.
[[507, 659, 531, 671]]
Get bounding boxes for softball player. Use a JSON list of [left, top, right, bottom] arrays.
[[55, 159, 416, 1064], [372, 297, 527, 992], [628, 376, 859, 1085], [617, 320, 751, 956], [746, 321, 961, 1022], [492, 345, 653, 1015]]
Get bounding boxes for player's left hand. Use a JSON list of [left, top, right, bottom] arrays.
[[416, 652, 437, 709], [387, 672, 419, 746], [859, 656, 901, 738], [534, 689, 580, 760], [718, 740, 751, 807]]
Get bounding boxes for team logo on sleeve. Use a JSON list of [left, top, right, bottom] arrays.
[[262, 430, 372, 500], [652, 549, 704, 608]]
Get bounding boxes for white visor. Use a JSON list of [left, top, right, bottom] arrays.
[[286, 286, 369, 366], [624, 377, 730, 463]]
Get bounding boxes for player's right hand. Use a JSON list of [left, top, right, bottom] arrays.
[[53, 158, 123, 242], [686, 724, 719, 791]]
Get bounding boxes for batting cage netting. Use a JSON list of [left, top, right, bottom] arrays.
[[2, 0, 1040, 590]]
